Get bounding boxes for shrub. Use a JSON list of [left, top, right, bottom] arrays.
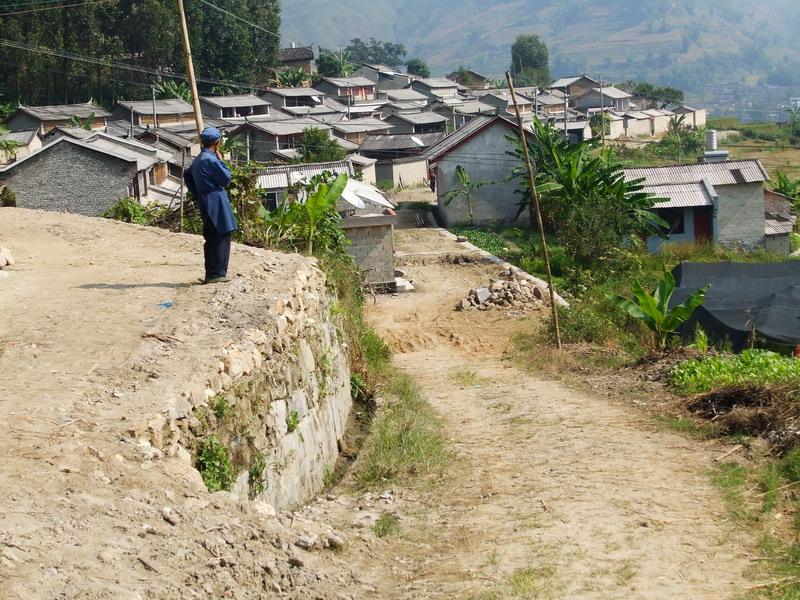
[[376, 180, 394, 192], [103, 197, 148, 224], [196, 435, 235, 492], [671, 350, 800, 395], [0, 186, 15, 207], [286, 410, 300, 433]]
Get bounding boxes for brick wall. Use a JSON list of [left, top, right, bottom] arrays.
[[0, 141, 136, 216], [341, 216, 395, 284], [715, 182, 765, 249]]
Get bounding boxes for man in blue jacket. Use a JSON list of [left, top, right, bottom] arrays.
[[184, 127, 238, 284]]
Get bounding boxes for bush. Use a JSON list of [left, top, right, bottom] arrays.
[[196, 435, 235, 492], [103, 197, 148, 224], [0, 186, 15, 207], [376, 180, 394, 192], [672, 350, 800, 395]]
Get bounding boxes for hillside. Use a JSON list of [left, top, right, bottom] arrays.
[[282, 0, 800, 102]]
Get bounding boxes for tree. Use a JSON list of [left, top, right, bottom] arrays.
[[297, 127, 346, 164], [510, 34, 550, 86], [405, 58, 430, 78], [345, 37, 406, 68], [316, 49, 354, 78], [609, 271, 710, 349], [443, 165, 490, 224]]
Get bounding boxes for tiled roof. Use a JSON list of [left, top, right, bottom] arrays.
[[588, 86, 632, 99], [0, 129, 37, 145], [360, 132, 445, 152], [263, 87, 323, 98], [424, 115, 514, 160], [390, 112, 447, 125], [414, 78, 459, 89], [200, 94, 270, 108], [385, 89, 428, 102], [117, 98, 194, 115], [18, 102, 110, 120], [280, 46, 314, 62], [623, 160, 769, 186], [322, 76, 375, 88]]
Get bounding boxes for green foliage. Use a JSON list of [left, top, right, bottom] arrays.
[[442, 165, 491, 224], [375, 180, 394, 192], [286, 410, 300, 433], [69, 111, 96, 130], [296, 127, 346, 163], [248, 451, 268, 499], [774, 171, 800, 202], [153, 80, 191, 102], [372, 512, 400, 538], [608, 270, 709, 349], [688, 325, 709, 354], [274, 67, 308, 88], [316, 49, 354, 77], [211, 394, 232, 419], [345, 37, 406, 68], [405, 57, 430, 78], [196, 435, 234, 492], [510, 34, 549, 86], [103, 197, 148, 224], [617, 81, 684, 108], [671, 350, 800, 395], [351, 373, 369, 403], [449, 226, 508, 256], [0, 186, 16, 208], [0, 126, 21, 163], [227, 162, 269, 244], [507, 119, 666, 265]]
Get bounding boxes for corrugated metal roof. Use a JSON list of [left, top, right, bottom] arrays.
[[256, 160, 354, 189], [643, 182, 715, 209], [280, 105, 342, 116], [118, 98, 193, 115], [246, 120, 331, 136], [386, 89, 428, 102], [766, 215, 795, 236], [424, 116, 511, 160], [623, 160, 769, 186], [0, 129, 37, 145], [329, 118, 392, 133], [201, 94, 269, 108], [549, 75, 597, 89], [589, 86, 631, 99], [19, 102, 110, 120], [322, 76, 375, 88], [415, 78, 459, 89], [391, 112, 447, 125], [264, 87, 323, 98]]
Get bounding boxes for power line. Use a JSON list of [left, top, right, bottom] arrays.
[[0, 0, 111, 16], [196, 0, 279, 39]]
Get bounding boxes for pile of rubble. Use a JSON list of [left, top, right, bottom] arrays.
[[456, 276, 549, 311]]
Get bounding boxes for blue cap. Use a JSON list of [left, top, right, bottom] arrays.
[[200, 127, 222, 144]]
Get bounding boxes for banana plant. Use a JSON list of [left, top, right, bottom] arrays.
[[443, 165, 491, 224], [608, 271, 710, 349], [302, 173, 348, 255]]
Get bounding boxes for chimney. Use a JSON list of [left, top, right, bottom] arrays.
[[703, 129, 730, 163], [291, 42, 296, 49]]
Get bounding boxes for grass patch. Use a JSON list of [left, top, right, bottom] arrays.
[[656, 415, 716, 438], [372, 512, 400, 538], [353, 370, 451, 489], [450, 226, 520, 258], [451, 368, 486, 387], [710, 462, 750, 520], [671, 350, 800, 395]]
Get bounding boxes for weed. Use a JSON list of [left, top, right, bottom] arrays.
[[489, 402, 513, 414], [508, 565, 558, 598], [196, 435, 235, 492], [211, 394, 232, 419], [354, 371, 450, 488], [760, 463, 782, 513], [248, 451, 268, 499], [451, 368, 485, 387], [323, 465, 336, 488], [351, 373, 369, 403], [286, 410, 300, 434], [656, 415, 715, 438], [372, 512, 400, 538], [710, 462, 749, 520]]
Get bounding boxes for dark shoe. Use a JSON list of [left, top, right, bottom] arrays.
[[204, 276, 231, 284]]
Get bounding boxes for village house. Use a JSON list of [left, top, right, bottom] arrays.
[[359, 132, 445, 161], [279, 45, 315, 74], [327, 118, 393, 146], [384, 112, 447, 135], [260, 87, 326, 110], [764, 189, 797, 254], [623, 159, 771, 253], [548, 75, 599, 102], [446, 68, 491, 90], [354, 63, 414, 91], [0, 132, 173, 214], [574, 86, 633, 112], [672, 105, 708, 129], [480, 91, 534, 116], [227, 119, 334, 162], [313, 77, 377, 102], [425, 115, 520, 226], [112, 98, 195, 127], [4, 102, 110, 134], [0, 130, 42, 165], [199, 94, 270, 119], [380, 88, 429, 110], [411, 78, 460, 102]]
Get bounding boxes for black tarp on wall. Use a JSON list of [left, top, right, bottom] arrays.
[[671, 262, 800, 351]]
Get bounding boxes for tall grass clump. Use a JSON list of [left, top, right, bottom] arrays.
[[672, 350, 800, 395]]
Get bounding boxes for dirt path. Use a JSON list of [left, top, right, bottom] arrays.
[[355, 229, 752, 598]]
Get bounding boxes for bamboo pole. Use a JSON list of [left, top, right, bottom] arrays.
[[506, 71, 562, 349], [175, 0, 204, 136]]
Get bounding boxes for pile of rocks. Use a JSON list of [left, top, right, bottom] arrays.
[[456, 277, 548, 311]]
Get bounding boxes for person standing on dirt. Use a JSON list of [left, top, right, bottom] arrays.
[[184, 127, 237, 284]]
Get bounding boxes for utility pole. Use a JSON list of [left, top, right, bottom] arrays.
[[151, 85, 159, 144], [175, 0, 204, 136], [599, 75, 605, 145], [563, 86, 569, 138], [506, 71, 562, 349], [179, 148, 185, 233]]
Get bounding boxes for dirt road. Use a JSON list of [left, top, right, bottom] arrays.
[[354, 228, 752, 598]]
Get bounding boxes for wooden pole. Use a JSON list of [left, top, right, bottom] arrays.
[[179, 148, 185, 233], [506, 71, 562, 349], [175, 0, 204, 136]]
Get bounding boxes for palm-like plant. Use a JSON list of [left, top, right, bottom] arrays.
[[443, 165, 491, 224], [153, 80, 192, 102], [274, 67, 308, 88], [300, 173, 348, 255], [0, 125, 20, 163], [608, 271, 710, 349], [774, 170, 800, 200], [69, 112, 95, 130]]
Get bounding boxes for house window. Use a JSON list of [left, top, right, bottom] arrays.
[[659, 208, 685, 235]]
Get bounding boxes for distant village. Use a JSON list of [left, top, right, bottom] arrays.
[[0, 45, 794, 286]]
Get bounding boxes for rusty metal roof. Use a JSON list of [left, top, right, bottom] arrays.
[[623, 160, 769, 186]]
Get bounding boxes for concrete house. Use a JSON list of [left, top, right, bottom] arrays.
[[200, 95, 270, 119], [480, 91, 533, 116], [5, 102, 110, 134], [380, 88, 429, 110], [548, 75, 599, 101], [623, 159, 771, 252], [574, 86, 633, 112], [425, 115, 520, 226], [0, 130, 42, 165], [112, 98, 195, 127], [0, 133, 172, 215], [764, 190, 796, 254], [280, 45, 315, 74], [354, 64, 413, 91], [359, 132, 445, 160], [227, 119, 333, 162], [261, 87, 326, 110], [328, 118, 393, 146], [384, 112, 447, 134], [313, 77, 377, 102], [446, 68, 491, 90], [411, 78, 460, 102]]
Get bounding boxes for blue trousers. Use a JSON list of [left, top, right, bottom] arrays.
[[201, 217, 232, 280]]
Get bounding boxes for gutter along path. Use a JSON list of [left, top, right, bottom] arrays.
[[353, 228, 752, 598]]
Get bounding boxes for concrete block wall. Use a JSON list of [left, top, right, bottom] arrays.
[[0, 142, 136, 216], [716, 182, 766, 249], [344, 222, 395, 284]]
